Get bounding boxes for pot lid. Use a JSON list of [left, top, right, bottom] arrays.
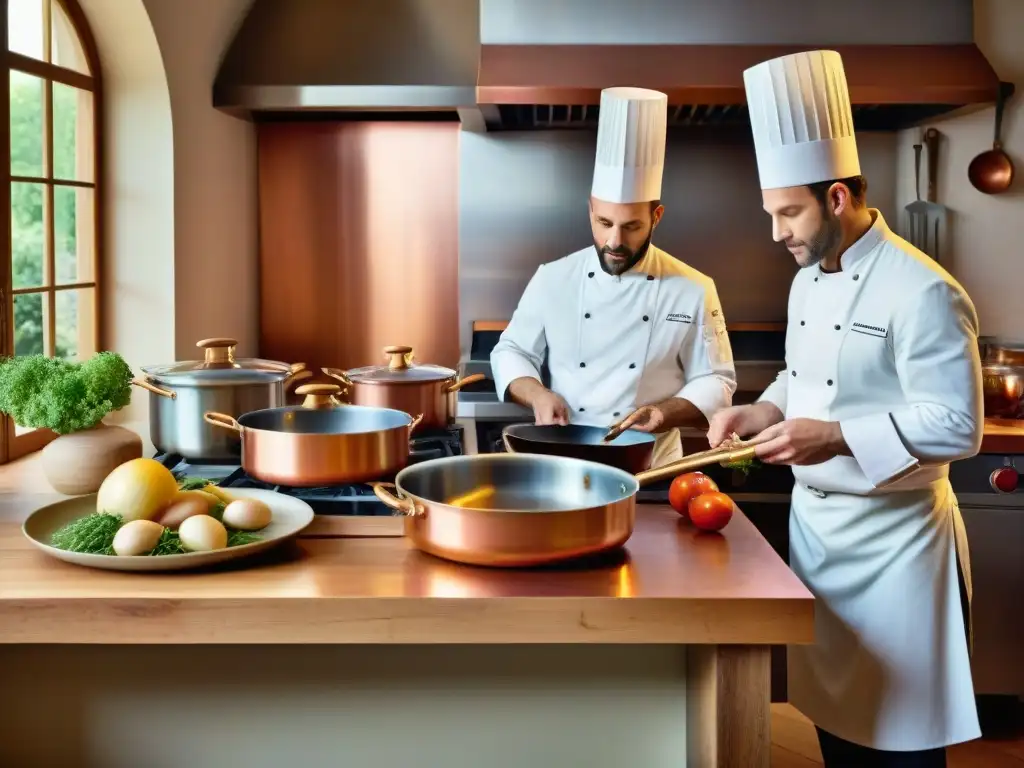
[[140, 338, 298, 384], [346, 346, 456, 383]]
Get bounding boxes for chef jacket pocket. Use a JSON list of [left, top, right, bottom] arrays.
[[839, 323, 896, 391]]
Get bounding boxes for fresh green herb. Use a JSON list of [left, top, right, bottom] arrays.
[[149, 528, 187, 556], [0, 352, 133, 434], [48, 512, 122, 554], [227, 530, 261, 547], [176, 476, 215, 491], [209, 502, 226, 522], [48, 511, 262, 557], [721, 456, 760, 475]]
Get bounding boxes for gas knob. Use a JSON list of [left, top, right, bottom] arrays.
[[990, 467, 1019, 494]]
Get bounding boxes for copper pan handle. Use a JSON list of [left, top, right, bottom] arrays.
[[446, 373, 485, 394], [370, 482, 425, 517], [203, 412, 243, 434], [634, 445, 757, 487], [322, 367, 354, 387], [409, 414, 424, 431], [284, 369, 313, 390], [132, 377, 176, 400]]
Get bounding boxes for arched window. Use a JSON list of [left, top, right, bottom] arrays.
[[2, 0, 101, 463]]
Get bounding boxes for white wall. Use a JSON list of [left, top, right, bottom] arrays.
[[897, 0, 1024, 337]]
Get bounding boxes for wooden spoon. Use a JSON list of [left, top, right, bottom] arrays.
[[968, 81, 1016, 195]]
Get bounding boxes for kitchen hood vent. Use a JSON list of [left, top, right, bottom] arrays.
[[476, 44, 1004, 131], [214, 0, 480, 117]]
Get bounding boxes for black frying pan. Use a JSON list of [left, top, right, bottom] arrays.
[[501, 423, 656, 474]]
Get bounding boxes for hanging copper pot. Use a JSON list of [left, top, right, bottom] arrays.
[[323, 345, 484, 433]]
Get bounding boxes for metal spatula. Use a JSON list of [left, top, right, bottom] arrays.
[[904, 128, 948, 263]]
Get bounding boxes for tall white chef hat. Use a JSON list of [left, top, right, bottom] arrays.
[[743, 50, 861, 190], [591, 87, 668, 204]]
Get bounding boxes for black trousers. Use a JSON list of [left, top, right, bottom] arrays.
[[815, 727, 947, 767], [813, 548, 971, 768]]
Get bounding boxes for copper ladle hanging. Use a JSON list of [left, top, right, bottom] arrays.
[[968, 81, 1016, 195]]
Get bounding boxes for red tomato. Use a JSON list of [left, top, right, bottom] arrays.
[[688, 491, 735, 532], [668, 472, 719, 520]]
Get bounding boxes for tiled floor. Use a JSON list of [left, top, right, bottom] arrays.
[[772, 704, 1024, 767]]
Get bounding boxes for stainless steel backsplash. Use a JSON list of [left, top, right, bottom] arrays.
[[458, 129, 899, 357]]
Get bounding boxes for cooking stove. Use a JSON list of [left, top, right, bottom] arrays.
[[153, 426, 465, 534]]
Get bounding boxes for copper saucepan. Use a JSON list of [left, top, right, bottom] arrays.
[[324, 345, 484, 434], [372, 442, 756, 567], [204, 383, 423, 487]]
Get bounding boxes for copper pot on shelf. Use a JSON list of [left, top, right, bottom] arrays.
[[203, 383, 423, 487], [371, 441, 757, 568], [982, 364, 1024, 419], [323, 345, 484, 434]]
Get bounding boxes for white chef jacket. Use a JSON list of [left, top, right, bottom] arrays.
[[759, 210, 982, 750], [491, 245, 737, 466]]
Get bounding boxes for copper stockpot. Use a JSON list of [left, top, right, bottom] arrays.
[[323, 345, 484, 433], [372, 443, 757, 567], [204, 384, 423, 487]]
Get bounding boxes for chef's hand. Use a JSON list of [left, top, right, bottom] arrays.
[[707, 403, 783, 448], [610, 405, 665, 434], [747, 418, 849, 465], [532, 390, 571, 426]]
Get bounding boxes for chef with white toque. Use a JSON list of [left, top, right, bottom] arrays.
[[491, 86, 737, 467], [708, 49, 982, 766]]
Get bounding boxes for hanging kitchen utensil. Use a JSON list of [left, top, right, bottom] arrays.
[[371, 441, 756, 567], [501, 423, 655, 474], [324, 345, 484, 434], [969, 81, 1016, 195], [132, 338, 311, 461], [903, 128, 948, 263]]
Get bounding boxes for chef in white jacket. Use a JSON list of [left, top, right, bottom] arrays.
[[709, 50, 982, 766], [491, 87, 737, 467]]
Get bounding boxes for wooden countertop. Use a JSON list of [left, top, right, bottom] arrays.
[[0, 504, 814, 646]]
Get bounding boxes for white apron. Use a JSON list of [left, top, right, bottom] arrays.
[[491, 246, 736, 469], [767, 212, 981, 751]]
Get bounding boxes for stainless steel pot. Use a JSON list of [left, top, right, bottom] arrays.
[[132, 338, 311, 460]]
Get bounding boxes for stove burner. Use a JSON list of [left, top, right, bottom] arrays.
[[154, 426, 464, 517]]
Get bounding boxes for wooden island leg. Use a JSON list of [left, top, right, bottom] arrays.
[[686, 644, 771, 768]]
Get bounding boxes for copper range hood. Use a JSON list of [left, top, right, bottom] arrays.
[[475, 43, 1005, 131]]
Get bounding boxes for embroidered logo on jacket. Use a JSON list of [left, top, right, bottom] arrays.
[[666, 313, 692, 324], [850, 321, 888, 338]]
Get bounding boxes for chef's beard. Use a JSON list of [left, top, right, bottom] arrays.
[[791, 209, 843, 269], [595, 231, 654, 276]]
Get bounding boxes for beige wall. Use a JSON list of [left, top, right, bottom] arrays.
[[77, 0, 257, 433], [140, 0, 259, 361], [897, 0, 1024, 337]]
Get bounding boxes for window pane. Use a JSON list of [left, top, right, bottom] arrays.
[[53, 83, 94, 182], [10, 70, 44, 177], [7, 0, 44, 60], [11, 182, 46, 289], [13, 291, 45, 356], [51, 0, 89, 74], [56, 287, 95, 361], [54, 185, 93, 283]]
